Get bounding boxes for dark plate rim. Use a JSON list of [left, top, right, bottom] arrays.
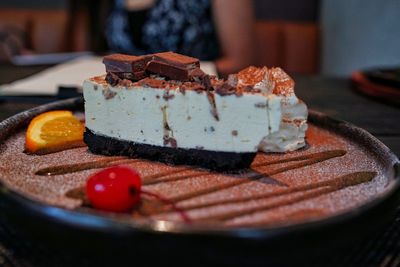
[[0, 97, 399, 241]]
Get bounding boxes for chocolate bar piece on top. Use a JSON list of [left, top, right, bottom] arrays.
[[103, 54, 151, 82], [146, 52, 200, 81]]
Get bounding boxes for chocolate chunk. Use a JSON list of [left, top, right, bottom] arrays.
[[103, 54, 151, 73], [152, 52, 200, 69], [146, 52, 200, 81], [146, 61, 191, 81], [117, 71, 147, 81]]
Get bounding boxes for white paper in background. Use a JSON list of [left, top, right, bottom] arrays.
[[0, 56, 218, 96]]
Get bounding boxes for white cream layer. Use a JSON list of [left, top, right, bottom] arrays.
[[237, 67, 308, 152], [83, 79, 282, 153]]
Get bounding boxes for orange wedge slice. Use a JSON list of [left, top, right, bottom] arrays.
[[25, 110, 85, 154]]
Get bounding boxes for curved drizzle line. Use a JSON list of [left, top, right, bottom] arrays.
[[165, 150, 346, 203], [142, 150, 346, 186], [195, 171, 376, 222], [53, 149, 349, 222], [35, 157, 143, 176]]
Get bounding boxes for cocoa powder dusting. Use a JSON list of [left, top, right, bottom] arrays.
[[0, 121, 392, 227]]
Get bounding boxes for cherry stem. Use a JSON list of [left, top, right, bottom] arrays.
[[140, 189, 192, 224]]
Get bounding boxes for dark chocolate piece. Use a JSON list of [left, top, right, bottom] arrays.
[[152, 51, 200, 69], [84, 128, 256, 171], [103, 54, 150, 72], [146, 52, 200, 81], [117, 71, 147, 81], [146, 61, 191, 81]]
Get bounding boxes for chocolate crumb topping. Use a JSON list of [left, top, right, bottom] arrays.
[[101, 52, 297, 99]]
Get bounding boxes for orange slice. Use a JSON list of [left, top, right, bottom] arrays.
[[25, 110, 85, 154]]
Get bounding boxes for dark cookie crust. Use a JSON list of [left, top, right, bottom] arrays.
[[84, 128, 256, 171]]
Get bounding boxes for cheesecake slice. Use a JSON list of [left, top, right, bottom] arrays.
[[83, 52, 307, 170]]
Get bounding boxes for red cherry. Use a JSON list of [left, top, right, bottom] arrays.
[[86, 165, 141, 212]]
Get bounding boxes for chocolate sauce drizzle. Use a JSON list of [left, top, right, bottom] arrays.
[[35, 157, 143, 176], [144, 150, 346, 204], [194, 171, 376, 222], [39, 149, 378, 224]]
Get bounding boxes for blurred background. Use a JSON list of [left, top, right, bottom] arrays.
[[0, 0, 399, 77]]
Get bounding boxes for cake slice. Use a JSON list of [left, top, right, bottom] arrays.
[[83, 52, 307, 170]]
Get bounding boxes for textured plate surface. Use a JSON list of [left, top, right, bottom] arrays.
[[0, 97, 399, 259]]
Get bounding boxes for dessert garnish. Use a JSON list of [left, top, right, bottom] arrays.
[[83, 52, 308, 171], [86, 166, 191, 223], [25, 110, 85, 154]]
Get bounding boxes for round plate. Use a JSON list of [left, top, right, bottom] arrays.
[[0, 97, 399, 266]]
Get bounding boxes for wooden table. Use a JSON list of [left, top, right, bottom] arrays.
[[0, 64, 399, 266]]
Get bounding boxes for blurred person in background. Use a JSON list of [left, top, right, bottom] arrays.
[[105, 0, 254, 76]]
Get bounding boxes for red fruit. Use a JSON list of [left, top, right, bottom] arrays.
[[86, 166, 142, 212]]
